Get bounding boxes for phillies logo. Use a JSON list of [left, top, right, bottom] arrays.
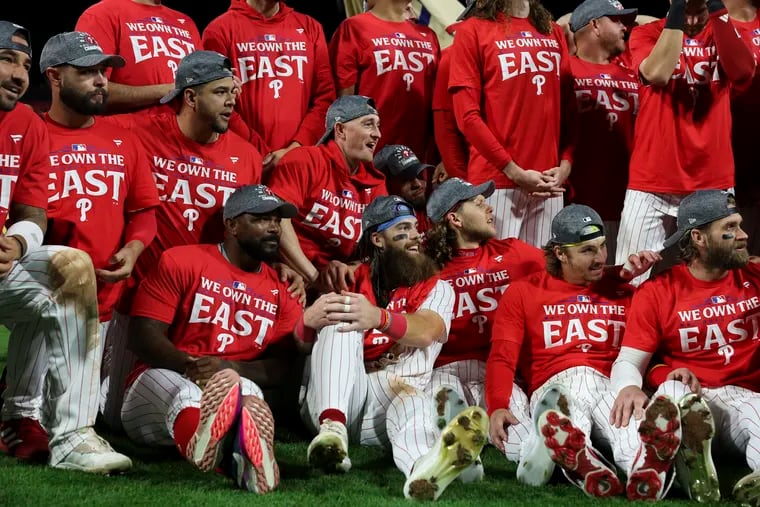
[[183, 208, 200, 231], [607, 112, 619, 131], [76, 198, 92, 222], [718, 344, 734, 365], [532, 75, 546, 95], [269, 79, 283, 99], [472, 314, 488, 334], [402, 73, 414, 92]]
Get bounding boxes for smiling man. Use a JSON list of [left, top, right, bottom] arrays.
[[268, 95, 387, 292]]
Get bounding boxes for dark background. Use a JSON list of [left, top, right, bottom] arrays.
[[5, 0, 670, 99]]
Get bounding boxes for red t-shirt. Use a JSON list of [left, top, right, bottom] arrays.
[[436, 239, 545, 367], [432, 47, 468, 180], [569, 56, 638, 220], [109, 113, 262, 285], [0, 106, 50, 229], [44, 115, 159, 320], [202, 0, 335, 150], [129, 243, 302, 381], [330, 12, 439, 159], [448, 15, 574, 189], [75, 0, 202, 116], [623, 263, 760, 390], [729, 16, 760, 193], [628, 20, 734, 193], [267, 142, 387, 270], [486, 271, 633, 412]]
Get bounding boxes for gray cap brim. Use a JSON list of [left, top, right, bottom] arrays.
[[69, 54, 125, 69], [464, 180, 495, 201], [317, 128, 332, 145], [396, 162, 434, 180], [266, 201, 298, 219], [457, 2, 475, 21], [663, 230, 686, 249], [571, 8, 638, 32], [159, 88, 183, 105]]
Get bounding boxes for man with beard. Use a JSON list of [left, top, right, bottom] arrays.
[[488, 204, 686, 500], [423, 177, 544, 475], [567, 0, 639, 257], [300, 195, 489, 501], [374, 144, 433, 235], [122, 184, 303, 494], [611, 190, 760, 504], [615, 0, 756, 285], [1, 30, 158, 470]]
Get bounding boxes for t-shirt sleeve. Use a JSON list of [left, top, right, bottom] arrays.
[[329, 20, 361, 91], [448, 21, 482, 91], [418, 280, 455, 340], [629, 23, 660, 76], [13, 114, 51, 210], [621, 282, 662, 354], [267, 149, 310, 209], [201, 19, 229, 56], [131, 250, 187, 323], [270, 280, 304, 343], [125, 133, 160, 212], [515, 241, 546, 275], [75, 6, 119, 55]]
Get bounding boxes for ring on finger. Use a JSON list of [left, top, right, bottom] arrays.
[[344, 303, 350, 313]]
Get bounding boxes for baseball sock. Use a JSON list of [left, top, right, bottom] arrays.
[[319, 409, 347, 426], [173, 407, 201, 456]]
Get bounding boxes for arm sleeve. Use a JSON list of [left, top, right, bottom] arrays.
[[710, 12, 756, 87], [292, 22, 336, 146], [434, 111, 469, 180], [610, 346, 652, 393], [13, 114, 51, 210], [485, 285, 526, 414], [125, 135, 160, 212], [270, 280, 305, 344], [329, 20, 361, 91], [124, 207, 157, 247], [131, 250, 186, 323], [557, 24, 577, 164]]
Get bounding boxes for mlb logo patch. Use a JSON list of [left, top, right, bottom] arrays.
[[685, 39, 700, 46], [577, 295, 591, 302], [342, 189, 354, 199], [599, 73, 612, 79], [71, 144, 87, 151], [394, 32, 406, 38], [264, 34, 276, 41], [233, 281, 247, 290], [520, 31, 533, 37], [189, 156, 203, 164], [711, 295, 726, 304], [754, 28, 760, 35], [150, 16, 163, 23], [463, 268, 478, 275]]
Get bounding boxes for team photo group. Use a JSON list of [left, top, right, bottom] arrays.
[[1, 0, 760, 504]]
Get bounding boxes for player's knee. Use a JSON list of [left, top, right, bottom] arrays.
[[48, 247, 98, 308]]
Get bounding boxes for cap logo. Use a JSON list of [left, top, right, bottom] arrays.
[[688, 218, 697, 224], [582, 216, 592, 223], [608, 0, 624, 9]]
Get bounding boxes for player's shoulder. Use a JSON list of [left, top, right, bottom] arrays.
[[0, 105, 45, 134], [509, 270, 546, 291], [636, 265, 681, 295], [161, 244, 217, 266], [285, 7, 324, 32], [630, 18, 664, 39]]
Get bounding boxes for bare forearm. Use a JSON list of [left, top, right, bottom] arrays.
[[128, 317, 191, 373], [639, 29, 684, 86], [106, 82, 175, 112], [395, 311, 445, 348], [280, 219, 319, 283]]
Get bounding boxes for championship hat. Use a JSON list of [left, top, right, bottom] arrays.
[[663, 190, 739, 248], [39, 31, 125, 72], [223, 184, 298, 220], [0, 21, 31, 57], [373, 144, 433, 181], [362, 195, 416, 233], [160, 50, 234, 104], [426, 177, 495, 223], [317, 95, 378, 145], [570, 0, 638, 32], [549, 204, 605, 245]]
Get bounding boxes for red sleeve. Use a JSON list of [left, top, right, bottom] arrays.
[[434, 110, 469, 180], [557, 24, 577, 164], [267, 148, 311, 208], [229, 112, 271, 155], [271, 280, 304, 343], [292, 22, 336, 146], [329, 19, 361, 91], [201, 19, 229, 56], [485, 284, 526, 414], [131, 249, 186, 323], [13, 113, 51, 210], [515, 241, 546, 275], [125, 135, 160, 212], [620, 284, 662, 354], [124, 207, 157, 247], [710, 11, 756, 88], [75, 7, 119, 55], [645, 363, 672, 390], [629, 23, 661, 77]]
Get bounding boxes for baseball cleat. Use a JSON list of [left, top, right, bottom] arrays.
[[674, 393, 720, 502], [230, 396, 279, 493], [0, 417, 50, 463], [538, 409, 623, 498], [458, 458, 484, 484], [627, 395, 681, 501], [403, 406, 489, 501], [517, 384, 571, 487], [52, 428, 132, 474], [434, 385, 466, 430], [186, 369, 242, 472], [307, 419, 351, 473], [734, 470, 760, 507]]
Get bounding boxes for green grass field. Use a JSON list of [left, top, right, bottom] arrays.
[[0, 327, 743, 506]]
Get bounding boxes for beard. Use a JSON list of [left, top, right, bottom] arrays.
[[237, 234, 280, 264], [60, 85, 107, 115], [704, 239, 749, 270], [375, 245, 439, 291]]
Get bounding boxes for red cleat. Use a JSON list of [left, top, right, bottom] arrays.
[[0, 417, 50, 463]]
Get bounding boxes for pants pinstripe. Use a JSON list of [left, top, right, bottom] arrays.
[[486, 188, 563, 247]]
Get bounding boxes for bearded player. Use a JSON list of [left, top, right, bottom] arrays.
[[300, 195, 489, 501], [424, 177, 545, 470], [122, 185, 303, 493], [488, 204, 691, 501], [611, 190, 760, 504], [0, 21, 131, 473], [615, 0, 756, 284]]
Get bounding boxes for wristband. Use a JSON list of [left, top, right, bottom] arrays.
[[664, 0, 686, 30], [706, 0, 726, 14], [385, 312, 408, 341], [6, 220, 44, 257], [378, 309, 390, 332]]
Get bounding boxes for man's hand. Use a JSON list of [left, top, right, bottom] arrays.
[[273, 262, 306, 306], [620, 250, 663, 280], [325, 291, 381, 333], [317, 260, 357, 293], [185, 356, 233, 388], [263, 142, 301, 173], [505, 161, 564, 197], [489, 408, 520, 453], [95, 244, 140, 283], [432, 163, 449, 187], [610, 385, 650, 428], [303, 292, 341, 331], [0, 236, 22, 277], [667, 367, 701, 394]]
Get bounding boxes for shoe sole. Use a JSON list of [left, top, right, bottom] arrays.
[[539, 409, 623, 498], [627, 395, 681, 501], [233, 396, 280, 493], [307, 431, 349, 473], [676, 394, 720, 502], [517, 385, 569, 486], [734, 471, 760, 507], [405, 406, 489, 501], [435, 386, 466, 429], [53, 456, 132, 474], [186, 369, 241, 472]]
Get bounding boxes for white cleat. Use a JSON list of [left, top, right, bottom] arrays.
[[433, 385, 466, 430], [675, 393, 720, 502], [734, 470, 760, 507], [52, 428, 132, 474], [307, 419, 351, 473]]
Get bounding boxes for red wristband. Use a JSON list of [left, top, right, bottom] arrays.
[[385, 312, 408, 341]]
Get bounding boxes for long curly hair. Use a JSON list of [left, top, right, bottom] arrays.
[[471, 0, 554, 35], [425, 221, 458, 269]]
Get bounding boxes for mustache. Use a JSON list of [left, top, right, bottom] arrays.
[[261, 234, 279, 243]]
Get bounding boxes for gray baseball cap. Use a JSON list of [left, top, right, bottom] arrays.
[[374, 144, 433, 181], [0, 21, 31, 57], [160, 50, 234, 104], [223, 184, 298, 220], [317, 95, 379, 145], [550, 204, 605, 245], [362, 195, 416, 233], [663, 190, 739, 248], [570, 0, 637, 32], [39, 31, 125, 73], [426, 177, 495, 223], [457, 0, 476, 21]]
